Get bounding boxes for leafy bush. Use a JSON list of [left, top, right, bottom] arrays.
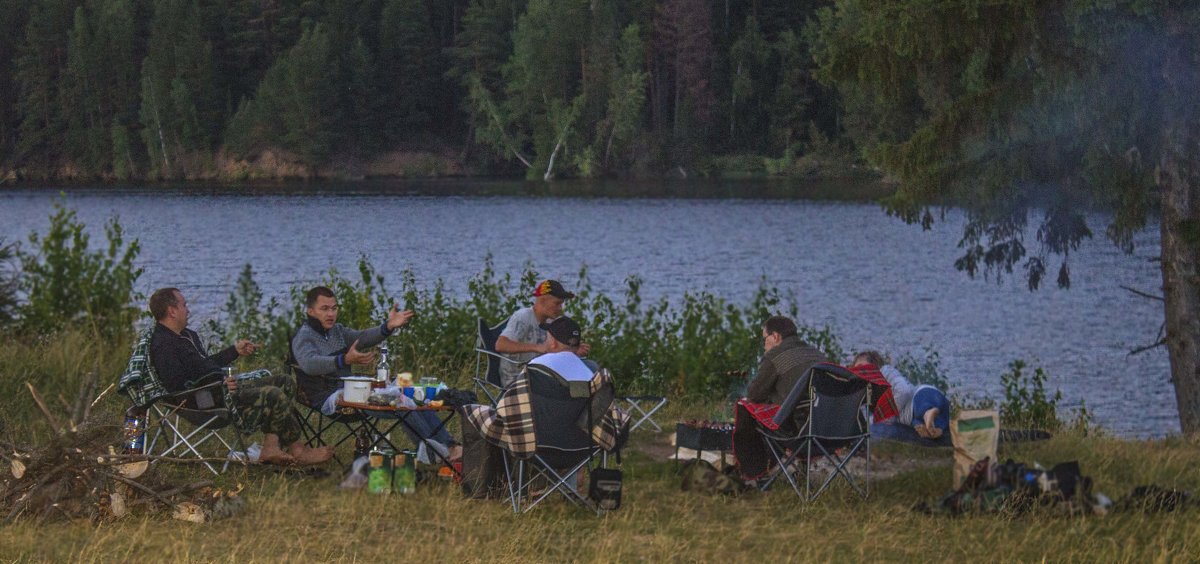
[[895, 347, 952, 390], [999, 359, 1063, 430], [17, 203, 142, 337], [208, 255, 840, 399], [0, 238, 17, 328]]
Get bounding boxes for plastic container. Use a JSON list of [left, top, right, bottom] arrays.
[[341, 377, 373, 404]]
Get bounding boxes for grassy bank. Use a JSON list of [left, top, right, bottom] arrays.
[[1, 426, 1198, 562], [0, 336, 1196, 561]]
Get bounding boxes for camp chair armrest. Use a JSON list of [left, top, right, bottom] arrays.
[[181, 380, 224, 394], [475, 348, 525, 366]]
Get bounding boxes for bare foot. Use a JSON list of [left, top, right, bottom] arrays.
[[914, 424, 932, 439], [259, 446, 296, 466], [288, 442, 334, 466], [447, 444, 463, 462]]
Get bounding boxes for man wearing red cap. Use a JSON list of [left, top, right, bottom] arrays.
[[494, 279, 590, 386]]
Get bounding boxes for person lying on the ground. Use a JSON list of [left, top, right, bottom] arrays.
[[745, 316, 829, 405], [851, 350, 951, 445], [291, 286, 461, 461], [148, 287, 332, 466], [494, 279, 591, 387]]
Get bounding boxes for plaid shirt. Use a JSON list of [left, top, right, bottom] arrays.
[[465, 367, 629, 457], [117, 328, 170, 408]]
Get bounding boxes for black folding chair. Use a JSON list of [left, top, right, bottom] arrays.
[[502, 364, 611, 514], [473, 317, 523, 404], [756, 363, 872, 501], [287, 331, 368, 464]]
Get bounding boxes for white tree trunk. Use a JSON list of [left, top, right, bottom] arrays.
[[544, 138, 563, 181]]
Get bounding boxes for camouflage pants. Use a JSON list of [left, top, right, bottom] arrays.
[[228, 372, 301, 445]]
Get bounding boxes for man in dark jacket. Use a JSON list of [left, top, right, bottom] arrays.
[[148, 287, 331, 466], [746, 316, 829, 405]]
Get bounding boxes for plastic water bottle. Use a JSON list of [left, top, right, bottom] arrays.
[[123, 408, 145, 454]]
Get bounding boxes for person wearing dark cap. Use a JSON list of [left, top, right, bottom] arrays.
[[494, 279, 590, 386], [528, 316, 599, 377]]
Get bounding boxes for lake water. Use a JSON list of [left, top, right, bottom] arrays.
[[0, 180, 1172, 436]]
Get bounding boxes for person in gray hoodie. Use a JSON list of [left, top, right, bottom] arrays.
[[292, 286, 460, 461]]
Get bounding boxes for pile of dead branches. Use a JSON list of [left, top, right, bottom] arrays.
[[1, 373, 243, 524]]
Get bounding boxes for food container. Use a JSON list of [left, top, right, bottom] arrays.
[[395, 371, 414, 388], [341, 377, 373, 404]]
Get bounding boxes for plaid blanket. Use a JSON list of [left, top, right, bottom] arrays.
[[733, 399, 779, 480], [466, 370, 537, 456], [117, 328, 170, 408], [464, 367, 628, 458], [847, 363, 899, 422]]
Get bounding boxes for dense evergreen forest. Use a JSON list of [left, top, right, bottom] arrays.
[[0, 0, 851, 181]]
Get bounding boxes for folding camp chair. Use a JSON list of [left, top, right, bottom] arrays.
[[292, 386, 369, 465], [143, 381, 248, 476], [756, 363, 872, 501], [286, 334, 368, 464], [117, 328, 246, 476], [473, 317, 523, 404], [501, 363, 614, 514], [619, 395, 668, 432]]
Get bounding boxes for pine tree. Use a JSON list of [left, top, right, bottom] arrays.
[[378, 0, 441, 135], [226, 25, 338, 164], [60, 0, 142, 175], [15, 0, 82, 171], [652, 0, 715, 165], [139, 0, 220, 177], [727, 15, 769, 151], [0, 0, 31, 167]]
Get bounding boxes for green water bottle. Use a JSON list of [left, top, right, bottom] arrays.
[[393, 450, 416, 494]]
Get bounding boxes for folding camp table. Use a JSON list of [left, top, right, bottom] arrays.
[[335, 399, 462, 479]]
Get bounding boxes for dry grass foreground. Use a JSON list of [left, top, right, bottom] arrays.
[[1, 424, 1199, 563]]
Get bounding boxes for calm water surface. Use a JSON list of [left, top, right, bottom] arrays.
[[0, 180, 1171, 436]]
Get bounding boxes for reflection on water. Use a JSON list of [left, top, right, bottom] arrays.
[[0, 180, 1172, 436]]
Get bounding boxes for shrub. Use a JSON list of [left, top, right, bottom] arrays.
[[999, 359, 1063, 430], [0, 238, 17, 328], [207, 256, 840, 399], [17, 203, 142, 338], [895, 347, 952, 390]]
